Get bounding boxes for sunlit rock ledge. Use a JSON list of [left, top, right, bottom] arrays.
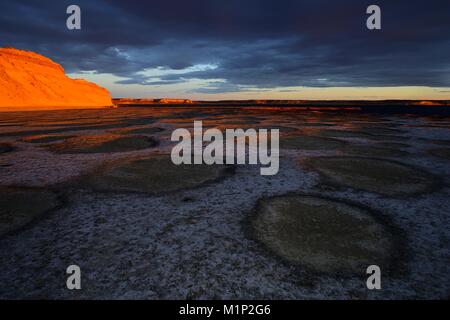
[[0, 48, 112, 111]]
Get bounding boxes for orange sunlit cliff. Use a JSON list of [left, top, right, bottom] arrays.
[[0, 48, 112, 111]]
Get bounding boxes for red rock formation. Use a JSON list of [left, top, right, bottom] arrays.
[[0, 48, 112, 111]]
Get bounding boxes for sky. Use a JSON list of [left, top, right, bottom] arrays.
[[1, 0, 449, 100]]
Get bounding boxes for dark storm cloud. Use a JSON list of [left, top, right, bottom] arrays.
[[1, 0, 449, 92]]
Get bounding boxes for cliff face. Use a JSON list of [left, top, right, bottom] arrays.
[[0, 48, 112, 111]]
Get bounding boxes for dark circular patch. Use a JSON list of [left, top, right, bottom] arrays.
[[21, 134, 73, 144], [0, 143, 14, 154], [117, 127, 165, 135], [429, 148, 450, 160], [80, 156, 231, 194], [304, 156, 436, 196], [281, 136, 346, 150], [317, 130, 373, 139], [342, 145, 409, 158], [252, 195, 395, 273], [48, 134, 159, 154], [0, 187, 60, 236]]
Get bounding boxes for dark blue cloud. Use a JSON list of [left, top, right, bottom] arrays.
[[1, 0, 449, 92]]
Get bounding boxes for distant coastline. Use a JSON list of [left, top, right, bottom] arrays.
[[113, 98, 450, 114]]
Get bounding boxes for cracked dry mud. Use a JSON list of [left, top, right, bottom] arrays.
[[0, 107, 449, 299]]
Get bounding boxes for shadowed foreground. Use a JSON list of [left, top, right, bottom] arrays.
[[0, 107, 449, 299]]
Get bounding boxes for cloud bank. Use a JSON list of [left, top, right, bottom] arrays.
[[1, 0, 449, 95]]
